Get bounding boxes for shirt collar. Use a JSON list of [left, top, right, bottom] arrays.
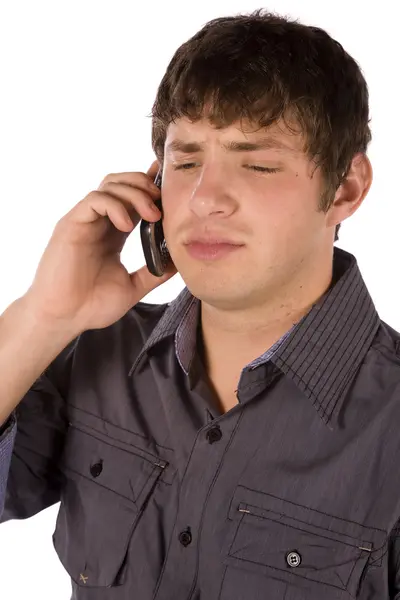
[[129, 246, 381, 427]]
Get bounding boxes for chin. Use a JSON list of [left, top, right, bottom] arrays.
[[181, 274, 247, 307]]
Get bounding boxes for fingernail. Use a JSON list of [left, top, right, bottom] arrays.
[[150, 202, 160, 213]]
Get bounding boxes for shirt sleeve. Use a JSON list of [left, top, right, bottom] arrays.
[[0, 335, 79, 524], [387, 518, 400, 598], [0, 413, 17, 518]]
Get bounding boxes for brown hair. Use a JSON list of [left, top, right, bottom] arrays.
[[150, 9, 372, 241]]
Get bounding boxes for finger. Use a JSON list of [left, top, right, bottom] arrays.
[[146, 159, 161, 180], [98, 171, 160, 195], [72, 193, 135, 231], [98, 182, 161, 222]]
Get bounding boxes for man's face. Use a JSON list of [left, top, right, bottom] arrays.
[[161, 116, 335, 310]]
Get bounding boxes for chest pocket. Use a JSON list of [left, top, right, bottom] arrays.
[[221, 485, 386, 600], [52, 420, 172, 589]]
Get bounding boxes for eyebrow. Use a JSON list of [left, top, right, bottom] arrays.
[[165, 136, 300, 155]]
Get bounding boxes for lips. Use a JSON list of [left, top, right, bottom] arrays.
[[184, 241, 243, 261], [184, 236, 243, 245]]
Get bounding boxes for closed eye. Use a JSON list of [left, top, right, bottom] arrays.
[[174, 163, 196, 170], [247, 166, 280, 173], [173, 163, 280, 173]]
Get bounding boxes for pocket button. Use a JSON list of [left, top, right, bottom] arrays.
[[90, 461, 103, 478], [286, 551, 301, 568]]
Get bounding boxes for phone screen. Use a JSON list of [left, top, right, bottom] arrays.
[[140, 169, 172, 277]]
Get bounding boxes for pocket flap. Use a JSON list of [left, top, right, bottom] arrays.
[[53, 423, 168, 588], [59, 422, 168, 506], [226, 486, 385, 597]]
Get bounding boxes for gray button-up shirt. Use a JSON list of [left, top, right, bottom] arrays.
[[2, 245, 400, 599]]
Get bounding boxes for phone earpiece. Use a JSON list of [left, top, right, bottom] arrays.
[[140, 168, 172, 277]]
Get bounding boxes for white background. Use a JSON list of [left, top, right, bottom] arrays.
[[0, 1, 398, 597]]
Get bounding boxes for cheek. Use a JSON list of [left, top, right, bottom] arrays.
[[255, 177, 318, 224], [250, 194, 301, 233], [250, 191, 318, 255], [161, 198, 183, 245]]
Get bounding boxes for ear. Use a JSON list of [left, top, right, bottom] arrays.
[[326, 153, 373, 228]]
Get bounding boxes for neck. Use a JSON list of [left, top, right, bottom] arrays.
[[199, 253, 335, 377]]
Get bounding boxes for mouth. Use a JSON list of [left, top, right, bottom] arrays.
[[184, 241, 244, 261]]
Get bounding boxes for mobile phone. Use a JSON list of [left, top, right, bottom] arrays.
[[140, 169, 172, 277]]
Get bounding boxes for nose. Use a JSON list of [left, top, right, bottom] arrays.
[[188, 166, 236, 219]]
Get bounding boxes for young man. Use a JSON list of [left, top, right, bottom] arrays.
[[0, 8, 398, 600]]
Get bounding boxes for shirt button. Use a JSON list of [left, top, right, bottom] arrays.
[[90, 461, 103, 477], [178, 528, 192, 547], [206, 425, 222, 444], [286, 551, 301, 568]]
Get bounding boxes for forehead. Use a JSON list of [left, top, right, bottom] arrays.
[[165, 117, 306, 156]]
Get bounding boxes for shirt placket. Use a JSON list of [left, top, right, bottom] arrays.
[[152, 411, 241, 600]]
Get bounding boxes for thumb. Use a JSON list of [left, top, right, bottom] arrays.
[[129, 262, 177, 303]]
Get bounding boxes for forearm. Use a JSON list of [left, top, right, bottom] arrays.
[[0, 296, 77, 426]]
